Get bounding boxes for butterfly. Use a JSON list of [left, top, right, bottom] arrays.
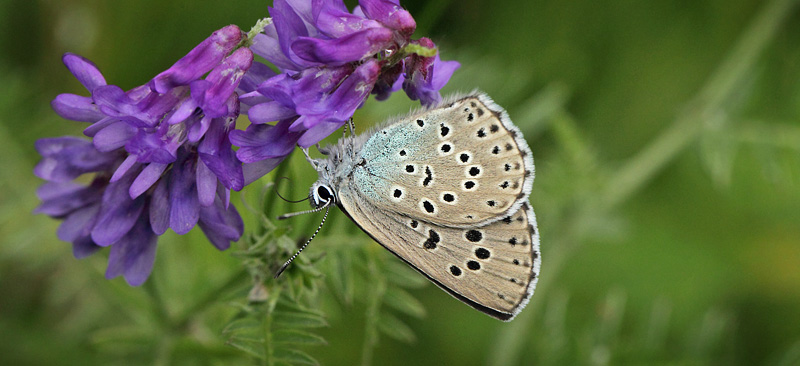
[[280, 92, 540, 321]]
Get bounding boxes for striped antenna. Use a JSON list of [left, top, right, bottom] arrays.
[[274, 200, 331, 278]]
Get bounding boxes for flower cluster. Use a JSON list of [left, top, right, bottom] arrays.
[[232, 0, 460, 167], [35, 0, 460, 286], [35, 26, 250, 285]]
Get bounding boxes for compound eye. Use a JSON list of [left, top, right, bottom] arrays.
[[316, 185, 333, 203]]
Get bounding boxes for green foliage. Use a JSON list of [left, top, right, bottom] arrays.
[[224, 208, 327, 366], [3, 0, 800, 365]]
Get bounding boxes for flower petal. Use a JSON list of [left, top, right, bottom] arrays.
[[105, 213, 157, 286], [250, 32, 299, 71], [110, 155, 138, 183], [57, 203, 100, 244], [243, 157, 286, 185], [239, 61, 278, 93], [217, 183, 231, 209], [297, 120, 343, 147], [430, 57, 460, 90], [271, 1, 318, 69], [196, 159, 217, 207], [248, 100, 298, 124], [168, 152, 200, 235], [194, 47, 254, 118], [229, 119, 301, 163], [198, 197, 244, 250], [149, 177, 170, 235], [291, 27, 393, 65], [83, 117, 119, 137], [187, 115, 212, 143], [62, 53, 107, 92], [34, 137, 119, 182], [130, 163, 167, 198], [93, 121, 137, 152], [92, 85, 154, 128], [51, 94, 105, 122], [125, 128, 181, 164], [358, 0, 415, 35], [314, 2, 383, 38], [91, 168, 147, 246], [34, 180, 104, 217], [198, 118, 244, 191], [35, 181, 84, 202], [321, 59, 380, 121], [150, 25, 243, 93], [71, 234, 102, 259]]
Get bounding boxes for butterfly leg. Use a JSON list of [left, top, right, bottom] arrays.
[[301, 148, 323, 171]]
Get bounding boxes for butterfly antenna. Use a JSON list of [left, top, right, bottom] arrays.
[[277, 204, 327, 220], [273, 177, 309, 203], [274, 201, 330, 278]]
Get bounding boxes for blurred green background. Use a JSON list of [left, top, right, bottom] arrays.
[[2, 0, 800, 365]]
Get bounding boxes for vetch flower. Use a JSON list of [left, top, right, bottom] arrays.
[[400, 37, 461, 106], [235, 0, 459, 170], [36, 25, 250, 286], [35, 0, 461, 286]]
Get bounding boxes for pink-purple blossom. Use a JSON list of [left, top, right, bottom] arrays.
[[234, 0, 460, 167], [35, 0, 461, 286], [36, 26, 249, 285]]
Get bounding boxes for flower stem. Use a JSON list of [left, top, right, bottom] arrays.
[[601, 0, 799, 209], [488, 0, 799, 365], [174, 269, 250, 329], [243, 18, 273, 48]]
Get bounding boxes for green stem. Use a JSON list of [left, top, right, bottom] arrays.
[[263, 305, 274, 366], [174, 269, 250, 329], [263, 287, 281, 366], [244, 18, 272, 48], [360, 250, 386, 366], [144, 277, 173, 325], [263, 151, 294, 219], [602, 0, 799, 209], [488, 0, 799, 364], [731, 122, 800, 150]]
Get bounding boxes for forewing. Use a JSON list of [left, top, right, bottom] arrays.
[[338, 186, 541, 321], [353, 93, 535, 227]]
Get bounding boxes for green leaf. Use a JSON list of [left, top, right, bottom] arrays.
[[384, 259, 428, 289], [273, 311, 328, 329], [226, 333, 266, 343], [377, 313, 416, 343], [222, 318, 262, 335], [383, 287, 426, 318], [225, 337, 266, 359], [274, 348, 320, 366], [324, 252, 351, 305], [273, 330, 327, 346]]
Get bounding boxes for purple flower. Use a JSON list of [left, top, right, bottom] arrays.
[[235, 0, 459, 173], [400, 37, 461, 107], [36, 25, 249, 286], [36, 1, 461, 286]]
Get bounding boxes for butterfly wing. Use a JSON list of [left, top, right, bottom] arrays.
[[353, 93, 534, 228], [337, 183, 540, 321]]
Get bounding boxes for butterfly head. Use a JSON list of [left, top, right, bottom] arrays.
[[310, 182, 336, 208]]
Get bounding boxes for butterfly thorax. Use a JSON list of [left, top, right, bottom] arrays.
[[310, 133, 372, 207]]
